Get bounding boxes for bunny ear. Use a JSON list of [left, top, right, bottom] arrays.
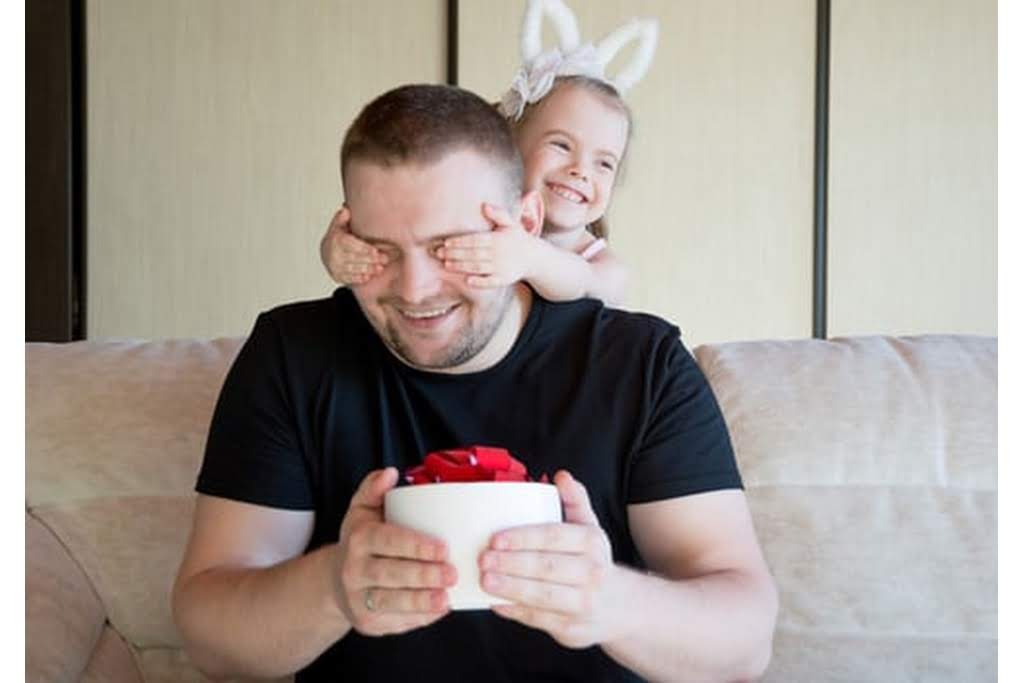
[[595, 18, 659, 93], [520, 0, 582, 62]]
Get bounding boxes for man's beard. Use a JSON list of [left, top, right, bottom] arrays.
[[381, 286, 515, 370]]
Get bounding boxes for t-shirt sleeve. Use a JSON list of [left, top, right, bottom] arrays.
[[196, 313, 314, 509], [627, 332, 743, 504]]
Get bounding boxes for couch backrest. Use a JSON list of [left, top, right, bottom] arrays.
[[27, 338, 245, 651], [694, 334, 997, 682], [27, 334, 998, 682]]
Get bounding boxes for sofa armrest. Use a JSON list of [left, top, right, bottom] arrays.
[[26, 510, 125, 682]]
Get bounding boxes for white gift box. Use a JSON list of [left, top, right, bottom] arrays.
[[384, 482, 563, 610]]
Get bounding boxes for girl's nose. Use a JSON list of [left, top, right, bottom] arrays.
[[568, 166, 588, 181]]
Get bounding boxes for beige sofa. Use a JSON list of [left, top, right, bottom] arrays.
[[26, 334, 997, 682]]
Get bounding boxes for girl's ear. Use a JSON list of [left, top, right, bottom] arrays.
[[518, 190, 545, 237]]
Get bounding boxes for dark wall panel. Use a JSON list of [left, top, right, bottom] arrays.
[[27, 0, 82, 341]]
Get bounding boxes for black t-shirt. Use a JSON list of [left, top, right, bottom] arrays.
[[197, 288, 742, 683]]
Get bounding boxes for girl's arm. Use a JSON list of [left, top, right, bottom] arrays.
[[526, 238, 629, 306], [438, 204, 629, 307]]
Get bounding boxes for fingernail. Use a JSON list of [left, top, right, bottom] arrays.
[[493, 535, 508, 550], [480, 552, 495, 569]]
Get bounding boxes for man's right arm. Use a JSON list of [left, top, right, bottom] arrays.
[[172, 469, 457, 680], [171, 495, 349, 679]]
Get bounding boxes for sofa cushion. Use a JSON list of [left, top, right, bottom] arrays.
[[26, 512, 106, 683], [26, 339, 244, 652], [26, 338, 244, 508], [135, 647, 293, 683], [32, 496, 197, 648], [694, 335, 996, 489], [81, 626, 143, 683], [766, 630, 997, 682], [693, 335, 997, 682]]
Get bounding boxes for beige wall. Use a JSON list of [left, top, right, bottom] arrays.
[[828, 0, 997, 337], [85, 0, 995, 344], [461, 0, 816, 348], [86, 0, 445, 339]]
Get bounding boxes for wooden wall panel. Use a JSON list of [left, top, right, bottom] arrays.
[[828, 0, 997, 337], [86, 0, 445, 339], [27, 0, 77, 341], [459, 0, 816, 348], [84, 0, 995, 343]]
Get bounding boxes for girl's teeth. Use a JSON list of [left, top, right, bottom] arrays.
[[550, 185, 585, 203]]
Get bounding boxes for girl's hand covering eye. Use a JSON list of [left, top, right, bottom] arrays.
[[436, 204, 540, 288], [320, 207, 390, 286]]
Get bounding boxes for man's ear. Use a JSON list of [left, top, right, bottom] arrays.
[[518, 190, 545, 237]]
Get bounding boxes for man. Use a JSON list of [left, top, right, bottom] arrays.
[[172, 84, 778, 682]]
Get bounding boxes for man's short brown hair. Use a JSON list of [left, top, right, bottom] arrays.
[[340, 84, 523, 203]]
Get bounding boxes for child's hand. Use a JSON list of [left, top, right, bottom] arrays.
[[320, 207, 389, 286], [437, 204, 539, 288]]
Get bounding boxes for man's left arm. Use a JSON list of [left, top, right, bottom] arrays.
[[603, 489, 778, 682], [480, 474, 778, 683]]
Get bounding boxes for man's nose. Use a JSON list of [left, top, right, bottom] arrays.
[[394, 249, 444, 303]]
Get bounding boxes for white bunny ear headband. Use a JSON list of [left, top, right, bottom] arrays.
[[499, 0, 659, 121]]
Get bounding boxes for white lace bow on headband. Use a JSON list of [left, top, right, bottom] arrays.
[[499, 0, 659, 121]]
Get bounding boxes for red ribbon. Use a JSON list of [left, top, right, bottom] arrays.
[[403, 446, 548, 485]]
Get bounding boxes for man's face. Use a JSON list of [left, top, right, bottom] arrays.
[[345, 150, 521, 371]]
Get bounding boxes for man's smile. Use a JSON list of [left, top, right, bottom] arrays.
[[392, 303, 461, 330]]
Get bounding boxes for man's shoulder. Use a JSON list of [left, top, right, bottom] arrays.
[[250, 288, 366, 358], [259, 288, 358, 329], [541, 297, 683, 346], [600, 305, 681, 339]]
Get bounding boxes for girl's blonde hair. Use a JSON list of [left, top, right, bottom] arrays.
[[506, 75, 632, 241]]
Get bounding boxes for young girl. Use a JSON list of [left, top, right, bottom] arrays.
[[320, 2, 657, 307]]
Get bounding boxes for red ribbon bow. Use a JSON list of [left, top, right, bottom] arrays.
[[403, 446, 547, 485]]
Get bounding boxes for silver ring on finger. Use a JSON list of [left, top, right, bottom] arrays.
[[363, 587, 377, 612]]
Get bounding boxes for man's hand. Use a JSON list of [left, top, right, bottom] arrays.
[[331, 468, 457, 636], [479, 470, 631, 649], [321, 207, 389, 286], [437, 203, 541, 287]]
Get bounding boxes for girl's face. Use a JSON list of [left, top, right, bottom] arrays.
[[516, 84, 630, 234]]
